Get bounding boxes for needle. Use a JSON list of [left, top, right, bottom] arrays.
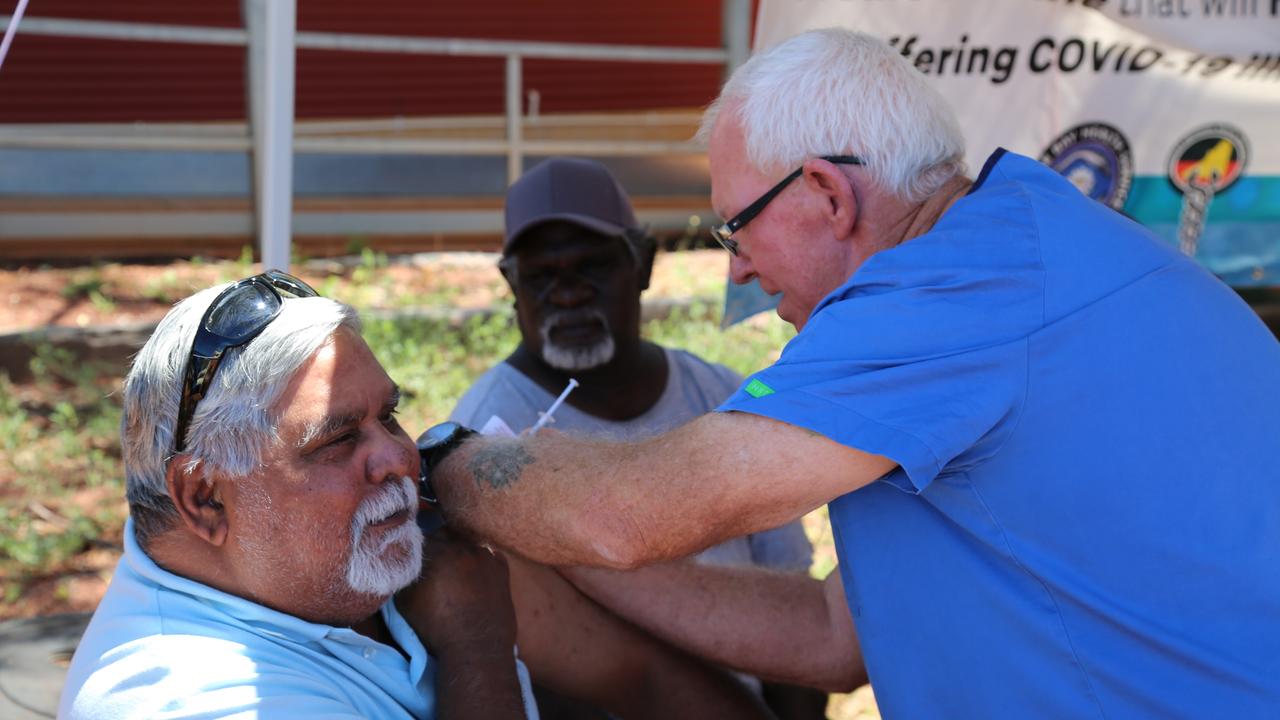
[[530, 378, 579, 434]]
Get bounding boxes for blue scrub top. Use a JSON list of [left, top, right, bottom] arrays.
[[720, 150, 1280, 718]]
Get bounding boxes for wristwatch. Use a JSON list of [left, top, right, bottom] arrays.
[[416, 422, 478, 505]]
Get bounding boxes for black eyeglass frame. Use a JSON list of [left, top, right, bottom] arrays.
[[710, 155, 864, 256], [172, 270, 319, 453]]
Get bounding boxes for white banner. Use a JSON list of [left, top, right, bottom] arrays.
[[753, 0, 1280, 284]]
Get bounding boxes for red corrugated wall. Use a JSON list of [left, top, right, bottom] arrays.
[[0, 0, 734, 123]]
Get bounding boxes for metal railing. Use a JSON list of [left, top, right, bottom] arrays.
[[0, 3, 750, 264], [0, 10, 746, 183]]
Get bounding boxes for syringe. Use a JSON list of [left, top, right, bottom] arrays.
[[529, 378, 579, 434]]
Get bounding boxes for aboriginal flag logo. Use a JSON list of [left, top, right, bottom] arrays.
[[1168, 125, 1249, 196]]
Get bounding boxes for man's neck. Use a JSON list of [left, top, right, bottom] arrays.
[[145, 528, 230, 596], [145, 527, 385, 631], [351, 609, 404, 652], [507, 340, 669, 422], [876, 174, 974, 251]]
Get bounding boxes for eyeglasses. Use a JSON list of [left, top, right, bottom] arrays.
[[710, 155, 864, 256], [173, 270, 319, 453]]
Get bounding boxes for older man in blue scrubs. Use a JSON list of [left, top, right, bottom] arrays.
[[422, 28, 1280, 718]]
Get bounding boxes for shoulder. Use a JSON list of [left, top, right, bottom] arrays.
[[950, 149, 1188, 325], [63, 583, 354, 718], [64, 630, 373, 718], [665, 347, 743, 400], [802, 153, 1053, 355], [450, 361, 541, 426], [61, 551, 375, 719], [63, 632, 347, 719]]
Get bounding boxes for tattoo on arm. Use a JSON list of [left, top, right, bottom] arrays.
[[467, 443, 535, 491]]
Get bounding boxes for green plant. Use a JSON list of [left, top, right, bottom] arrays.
[[0, 504, 99, 573], [646, 303, 795, 377], [0, 374, 36, 453], [142, 268, 185, 302], [88, 289, 117, 313], [28, 344, 79, 385], [28, 344, 116, 403], [362, 310, 521, 430], [60, 268, 106, 301], [215, 246, 257, 283], [345, 236, 371, 256], [351, 247, 389, 286], [236, 245, 255, 272]]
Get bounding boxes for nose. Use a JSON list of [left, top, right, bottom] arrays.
[[366, 424, 417, 485], [546, 275, 596, 307], [728, 252, 757, 286]]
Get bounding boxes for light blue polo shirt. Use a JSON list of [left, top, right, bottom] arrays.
[[720, 150, 1280, 718], [60, 519, 535, 719]]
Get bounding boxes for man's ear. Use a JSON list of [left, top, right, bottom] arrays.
[[498, 256, 520, 308], [802, 157, 860, 242], [165, 457, 229, 547], [633, 233, 658, 291], [498, 256, 517, 288]]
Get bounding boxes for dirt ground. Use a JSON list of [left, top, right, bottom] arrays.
[[0, 256, 499, 334], [0, 250, 730, 335]]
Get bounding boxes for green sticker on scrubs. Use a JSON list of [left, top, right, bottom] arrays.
[[744, 378, 775, 398]]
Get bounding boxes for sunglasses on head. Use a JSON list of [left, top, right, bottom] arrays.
[[172, 270, 319, 453], [710, 155, 864, 256]]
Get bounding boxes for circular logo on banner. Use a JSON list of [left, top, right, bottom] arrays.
[[1040, 122, 1133, 211], [1167, 124, 1249, 195]]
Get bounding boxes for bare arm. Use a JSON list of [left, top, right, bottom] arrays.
[[560, 562, 866, 694], [434, 643, 526, 720], [396, 532, 527, 720], [505, 554, 774, 719], [435, 411, 896, 568]]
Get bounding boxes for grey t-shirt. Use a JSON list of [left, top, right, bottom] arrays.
[[450, 348, 813, 572]]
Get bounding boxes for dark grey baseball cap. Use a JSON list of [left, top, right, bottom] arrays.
[[503, 157, 640, 256]]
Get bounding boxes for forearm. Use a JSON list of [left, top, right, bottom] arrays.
[[561, 562, 866, 693], [434, 413, 885, 569], [435, 646, 527, 720], [630, 648, 777, 720], [506, 555, 774, 719], [435, 432, 703, 568]]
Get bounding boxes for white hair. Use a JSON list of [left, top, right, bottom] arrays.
[[699, 28, 967, 202], [122, 284, 360, 545]]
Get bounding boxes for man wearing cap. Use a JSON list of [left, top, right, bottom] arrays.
[[449, 157, 822, 718]]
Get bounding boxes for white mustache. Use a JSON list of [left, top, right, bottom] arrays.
[[352, 476, 417, 529], [345, 475, 423, 597], [541, 308, 609, 335]]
